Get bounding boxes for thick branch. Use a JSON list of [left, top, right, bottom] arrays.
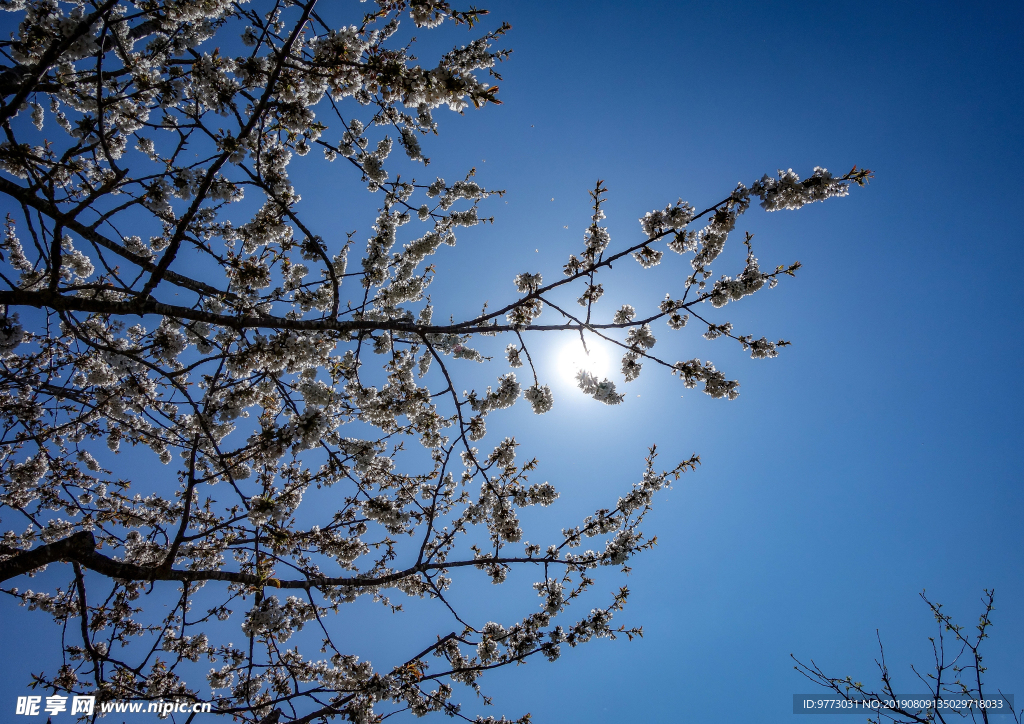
[[0, 287, 663, 335], [0, 530, 97, 581], [0, 530, 575, 589]]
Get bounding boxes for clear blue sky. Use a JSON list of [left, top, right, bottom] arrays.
[[401, 1, 1024, 720], [1, 2, 1021, 722]]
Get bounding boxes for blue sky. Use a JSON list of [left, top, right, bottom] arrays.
[[1, 1, 1021, 722], [397, 0, 1023, 720]]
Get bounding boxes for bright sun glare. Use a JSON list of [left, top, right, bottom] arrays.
[[557, 340, 610, 383]]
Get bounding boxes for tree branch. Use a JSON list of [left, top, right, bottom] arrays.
[[0, 176, 233, 299], [0, 530, 585, 589]]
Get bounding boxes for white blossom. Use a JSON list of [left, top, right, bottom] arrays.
[[750, 167, 850, 211], [575, 370, 624, 405], [612, 305, 636, 324], [524, 384, 553, 414]]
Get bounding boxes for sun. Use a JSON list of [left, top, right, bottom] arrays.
[[557, 339, 611, 383]]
